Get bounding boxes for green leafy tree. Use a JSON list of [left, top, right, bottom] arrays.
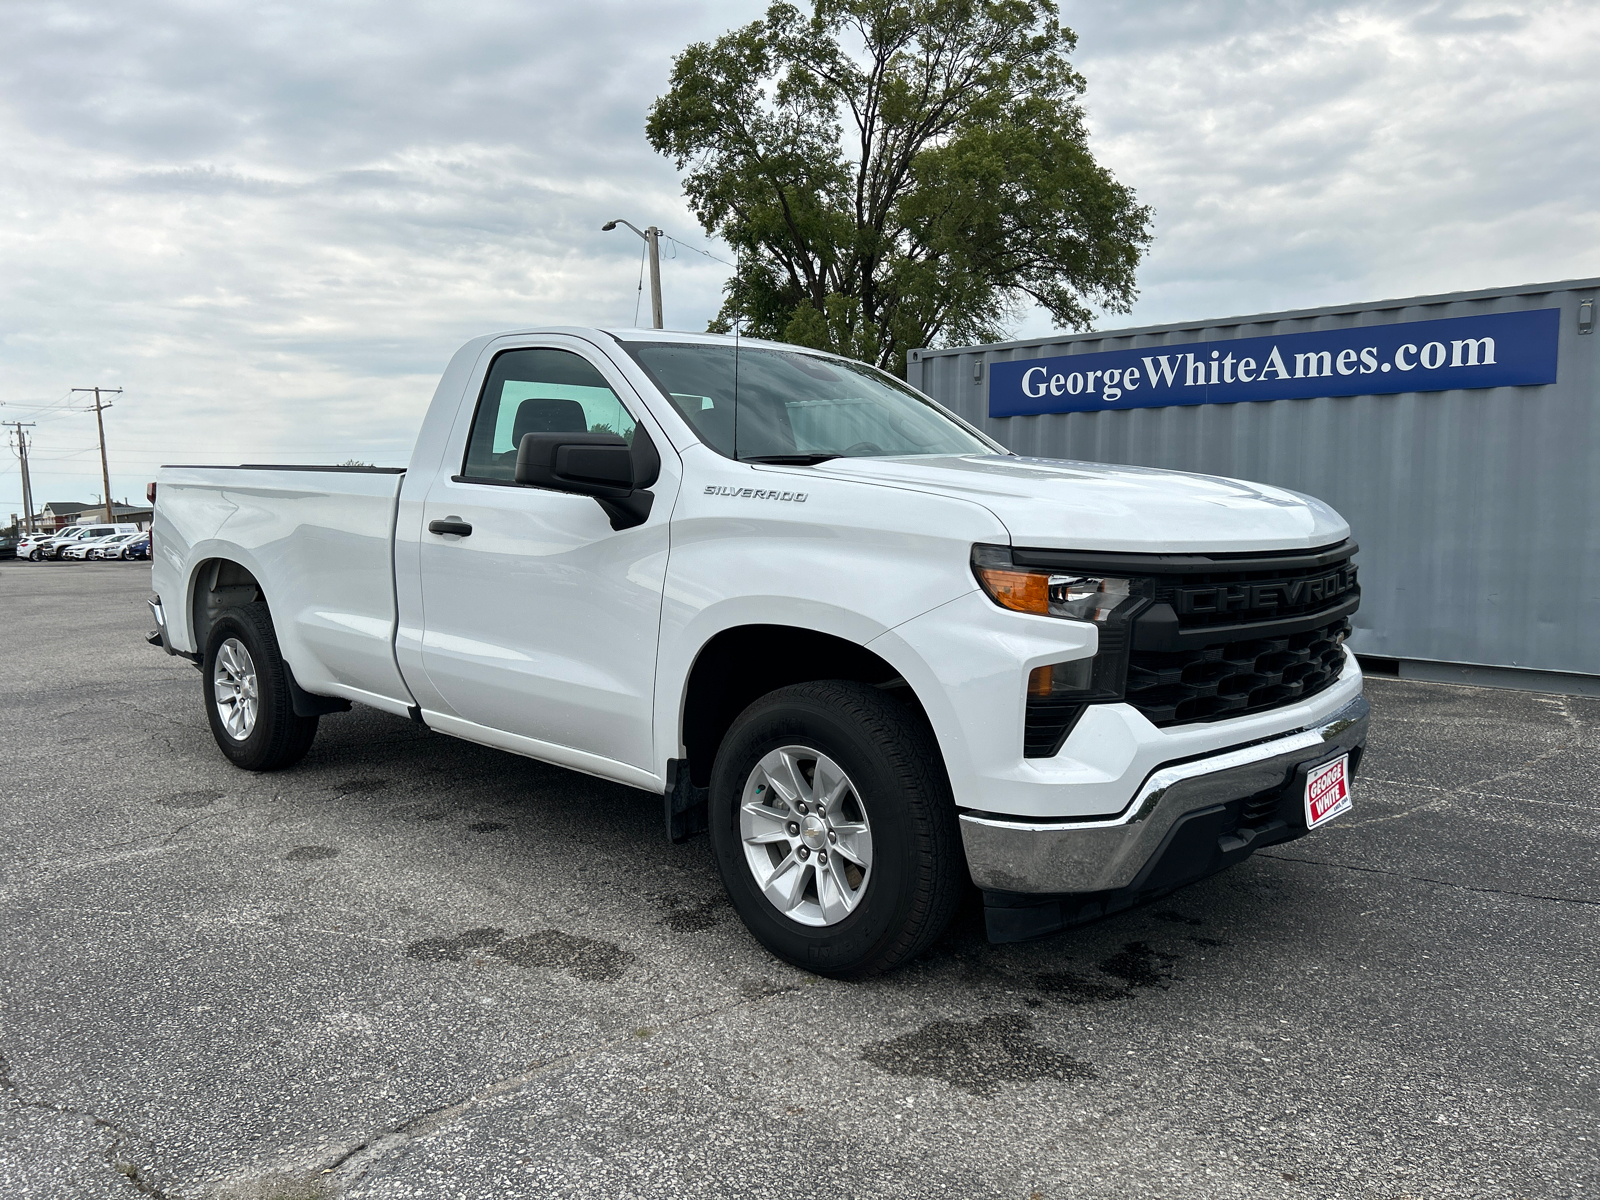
[[647, 0, 1152, 374]]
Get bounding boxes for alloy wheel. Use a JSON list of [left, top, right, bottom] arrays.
[[739, 745, 874, 927], [212, 637, 260, 740]]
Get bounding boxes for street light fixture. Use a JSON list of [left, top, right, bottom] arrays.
[[602, 219, 664, 329]]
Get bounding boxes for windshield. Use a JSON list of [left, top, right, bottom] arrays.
[[622, 342, 997, 462]]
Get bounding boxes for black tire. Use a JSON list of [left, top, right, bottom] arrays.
[[202, 602, 319, 771], [29, 549, 41, 562], [709, 680, 963, 978]]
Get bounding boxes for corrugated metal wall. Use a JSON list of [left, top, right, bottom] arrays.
[[908, 278, 1600, 680]]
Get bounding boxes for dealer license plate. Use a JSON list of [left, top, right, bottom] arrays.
[[1304, 755, 1352, 829]]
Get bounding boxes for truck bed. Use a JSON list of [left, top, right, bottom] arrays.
[[153, 464, 414, 714]]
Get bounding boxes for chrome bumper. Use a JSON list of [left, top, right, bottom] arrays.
[[959, 694, 1370, 894]]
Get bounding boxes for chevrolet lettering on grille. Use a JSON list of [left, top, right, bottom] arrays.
[[1174, 566, 1357, 615]]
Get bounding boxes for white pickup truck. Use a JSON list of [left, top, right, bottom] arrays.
[[148, 327, 1367, 975]]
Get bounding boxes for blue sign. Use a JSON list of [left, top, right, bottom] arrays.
[[988, 308, 1560, 417]]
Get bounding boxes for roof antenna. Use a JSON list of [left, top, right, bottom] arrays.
[[731, 243, 741, 462]]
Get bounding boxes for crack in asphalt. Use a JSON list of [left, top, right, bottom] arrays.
[[5, 905, 403, 949], [1345, 696, 1593, 832], [0, 678, 186, 715], [9, 808, 239, 881], [0, 1048, 180, 1199], [314, 986, 789, 1194], [1356, 776, 1596, 811], [1441, 694, 1588, 793], [1256, 852, 1600, 907]]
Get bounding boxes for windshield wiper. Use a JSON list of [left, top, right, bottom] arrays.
[[741, 453, 842, 465]]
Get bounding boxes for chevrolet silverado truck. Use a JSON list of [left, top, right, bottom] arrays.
[[147, 327, 1367, 976]]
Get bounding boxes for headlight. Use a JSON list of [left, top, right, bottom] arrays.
[[972, 544, 1156, 755], [970, 545, 1147, 626]]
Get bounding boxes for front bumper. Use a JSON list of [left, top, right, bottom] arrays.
[[960, 693, 1369, 938]]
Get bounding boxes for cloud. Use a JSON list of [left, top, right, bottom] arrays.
[[0, 0, 1595, 506], [0, 0, 748, 500], [1051, 0, 1600, 330]]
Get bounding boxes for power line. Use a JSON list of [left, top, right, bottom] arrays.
[[660, 231, 736, 269], [633, 239, 647, 327]]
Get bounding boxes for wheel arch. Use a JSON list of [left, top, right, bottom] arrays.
[[187, 556, 267, 658], [677, 623, 939, 788]]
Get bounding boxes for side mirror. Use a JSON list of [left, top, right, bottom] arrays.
[[515, 430, 659, 530], [515, 432, 633, 496]]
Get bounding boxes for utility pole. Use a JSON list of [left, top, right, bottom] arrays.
[[72, 386, 122, 523], [7, 422, 36, 533], [645, 226, 663, 330], [600, 219, 665, 328]]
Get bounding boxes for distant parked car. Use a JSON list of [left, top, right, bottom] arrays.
[[64, 536, 112, 560], [16, 532, 54, 560], [38, 523, 139, 560], [28, 528, 92, 560], [32, 528, 87, 560], [93, 532, 148, 560], [0, 536, 16, 560]]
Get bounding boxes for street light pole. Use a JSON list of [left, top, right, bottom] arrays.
[[601, 219, 664, 329]]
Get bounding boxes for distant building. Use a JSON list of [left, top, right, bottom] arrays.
[[34, 501, 153, 532], [37, 502, 96, 532]]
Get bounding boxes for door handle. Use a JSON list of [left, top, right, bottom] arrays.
[[428, 519, 473, 537]]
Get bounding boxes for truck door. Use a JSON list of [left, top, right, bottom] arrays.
[[415, 343, 676, 774]]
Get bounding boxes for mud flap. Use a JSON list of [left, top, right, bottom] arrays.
[[664, 758, 708, 843]]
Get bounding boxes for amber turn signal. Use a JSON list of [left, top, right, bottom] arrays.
[[973, 564, 1050, 615]]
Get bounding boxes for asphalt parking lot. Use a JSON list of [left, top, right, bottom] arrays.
[[1, 562, 1595, 1200]]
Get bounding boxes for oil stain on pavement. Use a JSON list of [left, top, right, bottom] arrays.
[[657, 893, 730, 932], [404, 925, 635, 981], [860, 1014, 1095, 1097], [1097, 941, 1178, 988]]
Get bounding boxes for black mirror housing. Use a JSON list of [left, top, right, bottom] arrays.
[[515, 432, 633, 497], [514, 429, 659, 531]]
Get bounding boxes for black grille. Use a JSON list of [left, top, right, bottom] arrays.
[[1125, 616, 1350, 726], [1155, 558, 1358, 631], [1005, 539, 1360, 753]]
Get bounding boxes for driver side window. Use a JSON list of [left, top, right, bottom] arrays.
[[462, 348, 638, 482]]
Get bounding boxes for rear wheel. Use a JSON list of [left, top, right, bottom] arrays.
[[709, 681, 963, 978], [202, 602, 319, 771], [29, 548, 41, 562]]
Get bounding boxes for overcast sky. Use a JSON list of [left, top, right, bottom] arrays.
[[2, 0, 1596, 510]]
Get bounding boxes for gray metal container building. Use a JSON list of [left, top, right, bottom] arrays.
[[908, 278, 1600, 694]]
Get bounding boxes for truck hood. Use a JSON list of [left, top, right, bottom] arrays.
[[811, 454, 1348, 553]]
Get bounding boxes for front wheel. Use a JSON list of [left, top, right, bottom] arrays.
[[202, 602, 319, 771], [709, 681, 963, 978], [28, 548, 41, 562]]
